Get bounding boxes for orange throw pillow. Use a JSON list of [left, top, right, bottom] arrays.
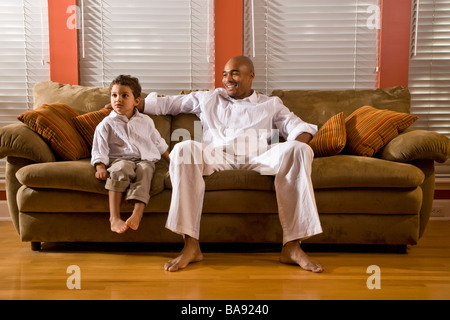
[[17, 103, 90, 160], [309, 112, 346, 157], [72, 108, 112, 147], [345, 105, 418, 157]]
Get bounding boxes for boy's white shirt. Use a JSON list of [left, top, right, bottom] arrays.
[[91, 109, 168, 167]]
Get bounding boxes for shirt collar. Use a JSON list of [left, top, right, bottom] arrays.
[[110, 108, 140, 121], [220, 88, 259, 104]]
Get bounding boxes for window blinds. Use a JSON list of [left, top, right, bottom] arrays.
[[243, 0, 380, 94], [0, 0, 50, 178], [79, 0, 215, 95], [409, 0, 450, 175]]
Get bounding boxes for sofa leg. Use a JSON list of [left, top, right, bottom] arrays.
[[31, 241, 41, 251], [396, 245, 407, 254]]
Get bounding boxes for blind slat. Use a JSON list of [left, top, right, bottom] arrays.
[[243, 0, 380, 93], [79, 0, 214, 95]]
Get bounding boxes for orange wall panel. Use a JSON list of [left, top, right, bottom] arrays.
[[214, 0, 243, 88], [378, 0, 412, 88], [47, 0, 79, 85]]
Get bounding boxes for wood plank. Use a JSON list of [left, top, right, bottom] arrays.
[[0, 220, 449, 300]]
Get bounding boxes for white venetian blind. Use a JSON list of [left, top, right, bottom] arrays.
[[243, 0, 380, 94], [79, 0, 215, 95], [409, 0, 450, 175], [0, 0, 50, 179]]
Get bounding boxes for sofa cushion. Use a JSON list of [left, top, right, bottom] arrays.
[[33, 81, 112, 114], [271, 86, 411, 128], [345, 105, 418, 157], [311, 155, 424, 189], [17, 103, 90, 161], [380, 128, 450, 163], [164, 154, 424, 191], [32, 81, 150, 115], [15, 158, 168, 197], [309, 112, 346, 157]]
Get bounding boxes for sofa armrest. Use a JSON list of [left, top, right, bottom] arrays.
[[0, 122, 56, 163], [380, 128, 450, 163]]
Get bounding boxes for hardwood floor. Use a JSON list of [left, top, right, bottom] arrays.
[[0, 220, 449, 300]]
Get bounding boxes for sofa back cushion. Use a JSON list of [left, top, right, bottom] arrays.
[[271, 86, 411, 127], [33, 81, 111, 114]]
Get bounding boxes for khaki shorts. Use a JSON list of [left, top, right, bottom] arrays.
[[105, 159, 156, 205]]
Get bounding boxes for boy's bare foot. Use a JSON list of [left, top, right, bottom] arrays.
[[126, 212, 143, 231], [164, 236, 203, 272], [110, 218, 128, 234], [126, 213, 142, 230], [280, 240, 324, 273]]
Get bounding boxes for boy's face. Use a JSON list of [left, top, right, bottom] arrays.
[[110, 84, 141, 119]]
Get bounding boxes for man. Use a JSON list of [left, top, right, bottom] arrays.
[[139, 56, 323, 273]]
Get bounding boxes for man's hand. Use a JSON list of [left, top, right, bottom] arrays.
[[136, 98, 145, 113], [104, 103, 112, 110], [95, 163, 108, 180], [295, 132, 313, 144]]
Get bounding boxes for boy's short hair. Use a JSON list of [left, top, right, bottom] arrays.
[[109, 75, 142, 99]]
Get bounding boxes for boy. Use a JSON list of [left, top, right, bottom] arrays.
[[91, 75, 170, 234]]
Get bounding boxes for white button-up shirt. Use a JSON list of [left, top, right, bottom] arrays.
[[143, 88, 317, 156], [91, 109, 168, 166]]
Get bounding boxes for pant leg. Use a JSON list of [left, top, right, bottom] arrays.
[[247, 141, 322, 245], [166, 140, 232, 239], [125, 160, 155, 205], [105, 159, 136, 193]]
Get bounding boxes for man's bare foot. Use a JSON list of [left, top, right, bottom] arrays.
[[280, 240, 324, 273], [110, 218, 128, 234], [164, 236, 203, 272], [126, 211, 143, 230]]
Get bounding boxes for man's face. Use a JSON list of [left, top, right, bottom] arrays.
[[222, 60, 255, 100]]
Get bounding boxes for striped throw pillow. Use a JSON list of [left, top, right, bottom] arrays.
[[17, 103, 90, 160], [345, 105, 418, 157], [309, 112, 346, 157], [72, 108, 112, 147]]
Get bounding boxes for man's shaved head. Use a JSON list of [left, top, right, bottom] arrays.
[[222, 56, 255, 99]]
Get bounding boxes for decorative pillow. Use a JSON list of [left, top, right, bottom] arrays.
[[17, 103, 90, 161], [309, 112, 346, 157], [72, 108, 112, 147], [345, 105, 418, 157]]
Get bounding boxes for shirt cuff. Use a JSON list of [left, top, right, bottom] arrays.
[[286, 123, 318, 141], [143, 92, 159, 115]]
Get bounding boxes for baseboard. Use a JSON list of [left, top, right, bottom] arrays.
[[0, 201, 10, 221], [430, 199, 450, 220]]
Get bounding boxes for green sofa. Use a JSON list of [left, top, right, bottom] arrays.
[[1, 81, 449, 251]]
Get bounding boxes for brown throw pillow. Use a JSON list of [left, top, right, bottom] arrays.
[[72, 108, 112, 147], [309, 112, 346, 157], [345, 105, 418, 157], [17, 103, 90, 160]]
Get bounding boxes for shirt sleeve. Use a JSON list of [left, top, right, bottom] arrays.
[[90, 121, 111, 167], [143, 91, 204, 116], [272, 97, 318, 141]]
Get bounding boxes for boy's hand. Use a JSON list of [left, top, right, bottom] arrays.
[[95, 163, 108, 180]]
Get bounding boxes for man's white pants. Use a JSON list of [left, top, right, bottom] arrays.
[[166, 140, 322, 245]]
